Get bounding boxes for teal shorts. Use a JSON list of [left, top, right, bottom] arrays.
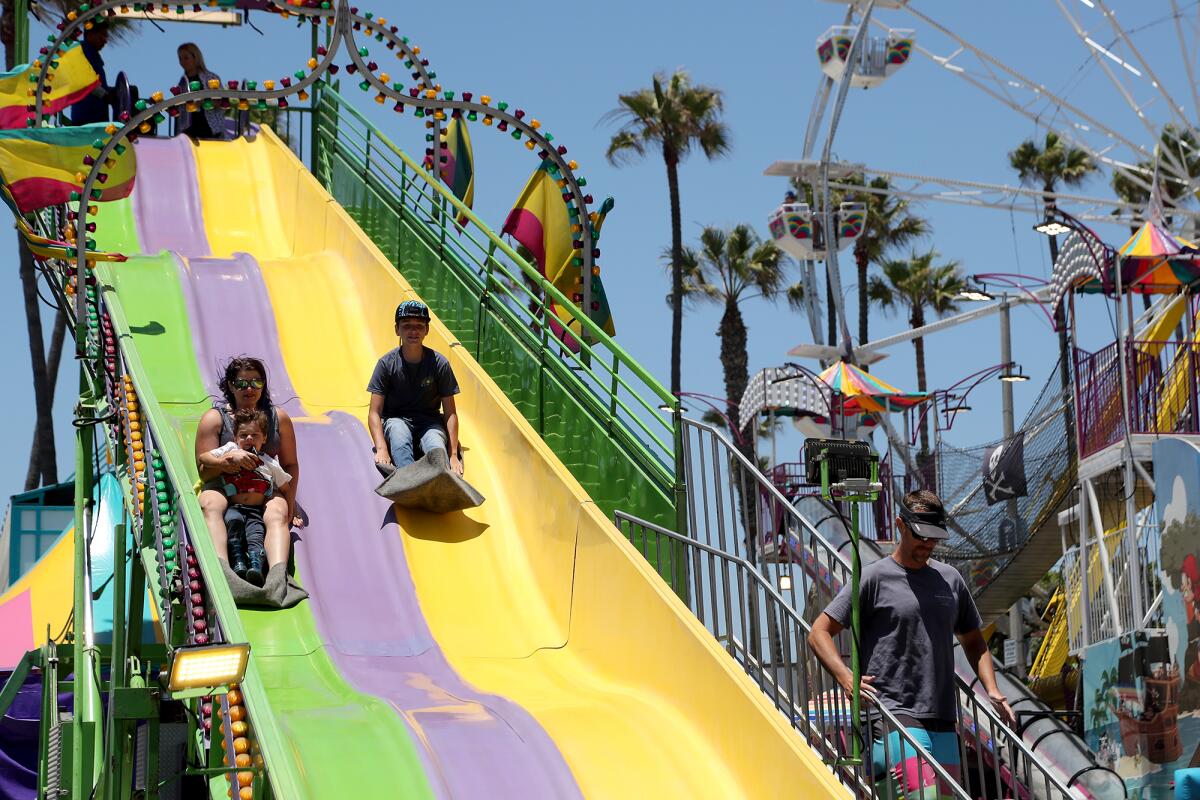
[[871, 726, 961, 800]]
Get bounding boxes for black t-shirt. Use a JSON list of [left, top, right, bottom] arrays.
[[367, 347, 460, 424]]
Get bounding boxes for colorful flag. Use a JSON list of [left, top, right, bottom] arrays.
[[438, 117, 474, 225], [0, 181, 125, 263], [0, 42, 100, 130], [982, 432, 1028, 506], [502, 162, 615, 350], [0, 123, 136, 214]]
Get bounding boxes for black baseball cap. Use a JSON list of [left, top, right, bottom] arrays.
[[897, 502, 950, 540], [395, 300, 430, 323]]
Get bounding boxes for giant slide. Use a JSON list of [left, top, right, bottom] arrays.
[[81, 130, 846, 798]]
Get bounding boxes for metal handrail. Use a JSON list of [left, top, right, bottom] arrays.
[[303, 90, 678, 495], [614, 511, 971, 800], [313, 90, 674, 406], [675, 419, 1081, 799]]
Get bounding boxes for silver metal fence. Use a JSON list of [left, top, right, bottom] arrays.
[[665, 418, 1082, 799], [614, 511, 970, 800]]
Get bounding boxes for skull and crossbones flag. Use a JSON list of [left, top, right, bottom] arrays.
[[982, 432, 1028, 506]]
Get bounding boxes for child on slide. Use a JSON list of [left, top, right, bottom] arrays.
[[207, 408, 291, 586], [367, 300, 463, 476]]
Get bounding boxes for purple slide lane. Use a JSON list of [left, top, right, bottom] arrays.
[[147, 214, 582, 794], [172, 253, 304, 419], [130, 137, 211, 258], [295, 412, 582, 798]]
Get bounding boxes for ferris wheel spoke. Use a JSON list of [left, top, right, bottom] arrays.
[[1055, 0, 1167, 151], [905, 2, 1172, 180], [1092, 0, 1200, 168]]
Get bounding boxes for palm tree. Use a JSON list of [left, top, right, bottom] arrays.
[[1112, 125, 1200, 225], [847, 176, 928, 358], [1010, 132, 1096, 457], [678, 225, 794, 442], [867, 251, 965, 455], [604, 70, 730, 396], [1010, 132, 1097, 267]]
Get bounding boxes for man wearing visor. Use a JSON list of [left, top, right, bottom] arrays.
[[809, 489, 1016, 789]]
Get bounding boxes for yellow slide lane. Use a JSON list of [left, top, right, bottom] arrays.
[[193, 129, 847, 797]]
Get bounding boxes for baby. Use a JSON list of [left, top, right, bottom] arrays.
[[208, 408, 291, 586]]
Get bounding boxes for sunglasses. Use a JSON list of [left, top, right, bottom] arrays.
[[231, 378, 264, 390], [899, 517, 939, 544]]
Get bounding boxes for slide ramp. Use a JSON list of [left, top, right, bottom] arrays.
[[90, 131, 845, 797]]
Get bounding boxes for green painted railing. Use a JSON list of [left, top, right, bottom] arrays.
[[303, 88, 681, 533]]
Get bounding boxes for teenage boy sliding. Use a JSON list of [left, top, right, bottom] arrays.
[[367, 300, 463, 476]]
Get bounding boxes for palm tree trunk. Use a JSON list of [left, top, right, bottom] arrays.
[[665, 150, 684, 396], [19, 238, 57, 490], [719, 299, 750, 436], [26, 308, 67, 486], [855, 241, 869, 369]]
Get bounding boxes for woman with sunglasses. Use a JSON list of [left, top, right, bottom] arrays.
[[195, 356, 301, 583]]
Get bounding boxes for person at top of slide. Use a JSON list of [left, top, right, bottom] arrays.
[[367, 300, 463, 476], [176, 42, 224, 140]]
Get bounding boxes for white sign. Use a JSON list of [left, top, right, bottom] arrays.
[[1003, 640, 1017, 668]]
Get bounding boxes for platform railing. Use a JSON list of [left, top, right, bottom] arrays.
[[1064, 505, 1162, 653], [1075, 338, 1200, 458], [673, 419, 1083, 800], [614, 511, 971, 800]]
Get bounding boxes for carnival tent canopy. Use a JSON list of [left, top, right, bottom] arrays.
[[818, 360, 928, 414], [1112, 218, 1200, 293]]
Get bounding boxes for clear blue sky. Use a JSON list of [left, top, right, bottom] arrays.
[[1, 1, 1193, 498]]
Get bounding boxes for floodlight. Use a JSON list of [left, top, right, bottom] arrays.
[[958, 288, 993, 302], [949, 405, 972, 413], [1034, 220, 1072, 237], [779, 574, 793, 591], [999, 367, 1030, 383], [657, 403, 689, 413], [167, 643, 250, 693]]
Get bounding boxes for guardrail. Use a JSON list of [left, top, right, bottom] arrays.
[[1075, 338, 1200, 458], [671, 419, 1083, 800], [614, 511, 971, 800]]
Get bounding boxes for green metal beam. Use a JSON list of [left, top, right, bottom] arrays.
[[71, 368, 103, 799], [0, 649, 38, 718]]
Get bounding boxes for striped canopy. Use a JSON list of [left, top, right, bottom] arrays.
[[817, 360, 928, 414], [1119, 218, 1192, 258], [1110, 219, 1200, 293]]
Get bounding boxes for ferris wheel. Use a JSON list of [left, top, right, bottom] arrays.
[[767, 0, 1200, 361]]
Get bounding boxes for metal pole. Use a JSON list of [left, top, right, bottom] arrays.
[[1000, 295, 1026, 677], [1079, 485, 1093, 647], [71, 383, 101, 799], [1114, 255, 1146, 627], [819, 0, 877, 357], [850, 500, 863, 765]]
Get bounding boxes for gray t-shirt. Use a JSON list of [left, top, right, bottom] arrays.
[[367, 347, 460, 425], [824, 556, 982, 721]]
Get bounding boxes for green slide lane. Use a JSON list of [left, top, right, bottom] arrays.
[[94, 200, 434, 798]]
